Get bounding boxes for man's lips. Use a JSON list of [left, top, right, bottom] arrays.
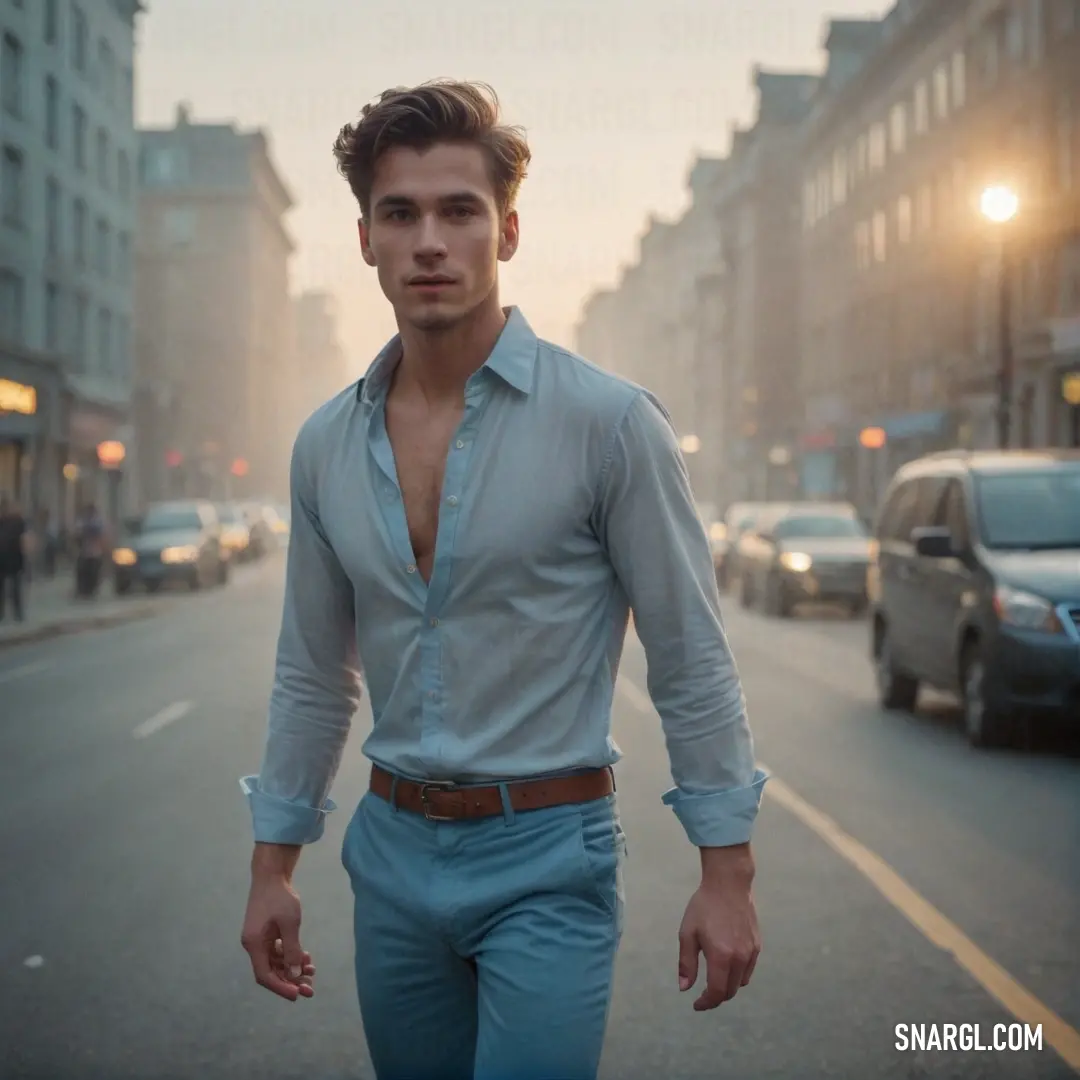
[[409, 277, 455, 287]]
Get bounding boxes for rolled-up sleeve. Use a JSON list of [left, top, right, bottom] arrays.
[[239, 420, 363, 845], [595, 391, 768, 848]]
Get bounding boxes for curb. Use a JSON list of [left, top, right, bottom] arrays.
[[0, 602, 163, 651]]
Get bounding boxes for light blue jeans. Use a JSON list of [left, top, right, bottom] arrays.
[[340, 782, 627, 1080]]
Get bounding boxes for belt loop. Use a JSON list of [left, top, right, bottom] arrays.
[[497, 782, 515, 826], [389, 775, 400, 813]]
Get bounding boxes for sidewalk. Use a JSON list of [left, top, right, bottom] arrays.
[[0, 570, 163, 650]]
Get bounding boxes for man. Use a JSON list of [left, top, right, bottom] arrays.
[[240, 79, 767, 1080], [0, 496, 27, 622]]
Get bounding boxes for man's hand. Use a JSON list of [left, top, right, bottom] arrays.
[[241, 874, 316, 1002], [677, 847, 761, 1011]]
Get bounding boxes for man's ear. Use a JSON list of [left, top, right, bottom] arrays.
[[358, 217, 376, 267], [497, 208, 520, 263]]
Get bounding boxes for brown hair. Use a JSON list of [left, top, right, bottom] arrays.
[[332, 79, 531, 221]]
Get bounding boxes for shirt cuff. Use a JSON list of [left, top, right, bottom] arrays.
[[239, 775, 337, 846], [661, 767, 770, 847]]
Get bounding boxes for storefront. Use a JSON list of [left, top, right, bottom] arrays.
[[0, 347, 64, 519], [64, 395, 132, 528]]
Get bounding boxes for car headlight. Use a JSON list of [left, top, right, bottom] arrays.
[[112, 547, 136, 566], [993, 584, 1064, 633], [161, 545, 199, 564], [779, 551, 812, 573]]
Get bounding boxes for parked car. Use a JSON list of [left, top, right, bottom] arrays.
[[717, 501, 791, 590], [869, 449, 1080, 747], [215, 502, 254, 562], [736, 501, 870, 617], [111, 500, 229, 594]]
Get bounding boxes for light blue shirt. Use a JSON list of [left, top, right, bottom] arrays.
[[241, 307, 767, 849]]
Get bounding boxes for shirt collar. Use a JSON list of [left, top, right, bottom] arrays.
[[358, 305, 537, 405]]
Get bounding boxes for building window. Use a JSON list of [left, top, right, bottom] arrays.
[[44, 0, 59, 45], [916, 182, 934, 233], [117, 231, 130, 282], [98, 39, 114, 105], [0, 269, 25, 344], [46, 176, 61, 253], [117, 149, 131, 198], [96, 127, 109, 188], [855, 134, 868, 177], [1005, 7, 1025, 60], [855, 222, 871, 270], [868, 122, 887, 170], [97, 307, 112, 373], [116, 315, 129, 378], [817, 165, 831, 218], [1058, 92, 1074, 191], [889, 102, 907, 154], [897, 195, 913, 244], [71, 3, 88, 73], [952, 49, 966, 109], [73, 292, 88, 365], [73, 196, 87, 265], [1049, 0, 1078, 33], [45, 282, 62, 351], [872, 211, 887, 263], [933, 63, 950, 120], [979, 26, 1000, 86], [95, 218, 110, 276], [1, 145, 26, 227], [44, 75, 60, 149], [141, 145, 189, 186], [73, 104, 87, 169], [914, 80, 929, 133], [1, 32, 24, 118], [803, 177, 817, 229], [832, 148, 847, 205]]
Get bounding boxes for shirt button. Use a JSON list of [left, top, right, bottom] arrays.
[[430, 617, 439, 627], [406, 564, 416, 574], [446, 495, 458, 506], [455, 440, 465, 449]]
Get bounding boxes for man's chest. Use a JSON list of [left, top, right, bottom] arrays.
[[319, 409, 605, 597]]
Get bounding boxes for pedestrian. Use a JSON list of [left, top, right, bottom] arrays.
[[73, 502, 106, 598], [240, 79, 767, 1080], [0, 495, 28, 622]]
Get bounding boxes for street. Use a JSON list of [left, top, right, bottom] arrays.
[[1, 562, 1077, 1079]]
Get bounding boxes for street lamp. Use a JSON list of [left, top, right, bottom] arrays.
[[980, 187, 1019, 449], [980, 184, 1019, 449]]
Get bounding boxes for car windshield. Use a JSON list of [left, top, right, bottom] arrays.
[[142, 507, 202, 532], [974, 468, 1080, 549], [774, 514, 866, 540]]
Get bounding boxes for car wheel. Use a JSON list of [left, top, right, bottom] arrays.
[[217, 559, 229, 586], [114, 579, 131, 596], [766, 572, 791, 618], [145, 579, 162, 593], [961, 643, 1014, 748], [875, 623, 918, 711], [739, 572, 754, 609]]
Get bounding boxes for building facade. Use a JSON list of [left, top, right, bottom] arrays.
[[797, 0, 1080, 512], [1, 0, 144, 528], [290, 289, 350, 432], [134, 104, 295, 505]]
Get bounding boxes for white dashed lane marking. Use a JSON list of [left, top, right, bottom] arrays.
[[133, 700, 194, 740]]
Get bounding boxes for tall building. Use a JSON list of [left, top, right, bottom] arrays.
[[797, 0, 1080, 511], [134, 103, 295, 504], [290, 289, 350, 430], [1, 0, 144, 527]]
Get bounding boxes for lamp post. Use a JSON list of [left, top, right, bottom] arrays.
[[979, 185, 1019, 449]]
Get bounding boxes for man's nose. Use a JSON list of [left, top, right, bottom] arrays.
[[414, 213, 448, 259]]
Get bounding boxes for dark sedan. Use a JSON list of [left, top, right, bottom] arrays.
[[737, 504, 871, 617], [111, 500, 229, 594]]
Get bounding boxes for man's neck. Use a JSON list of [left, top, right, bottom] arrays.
[[392, 293, 508, 405]]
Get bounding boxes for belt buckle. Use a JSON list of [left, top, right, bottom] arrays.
[[419, 780, 460, 822]]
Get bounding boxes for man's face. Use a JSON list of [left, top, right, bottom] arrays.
[[359, 142, 518, 331]]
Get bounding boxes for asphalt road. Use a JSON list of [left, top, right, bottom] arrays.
[[1, 562, 1077, 1079]]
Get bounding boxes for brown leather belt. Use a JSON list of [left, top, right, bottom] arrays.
[[369, 764, 615, 821]]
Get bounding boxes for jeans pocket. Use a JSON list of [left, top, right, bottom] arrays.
[[574, 804, 627, 928]]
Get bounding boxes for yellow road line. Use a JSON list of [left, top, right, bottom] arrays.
[[761, 766, 1080, 1072]]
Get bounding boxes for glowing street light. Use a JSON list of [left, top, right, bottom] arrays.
[[979, 184, 1019, 224], [679, 434, 701, 455]]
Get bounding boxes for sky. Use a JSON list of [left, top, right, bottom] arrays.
[[136, 0, 893, 376]]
